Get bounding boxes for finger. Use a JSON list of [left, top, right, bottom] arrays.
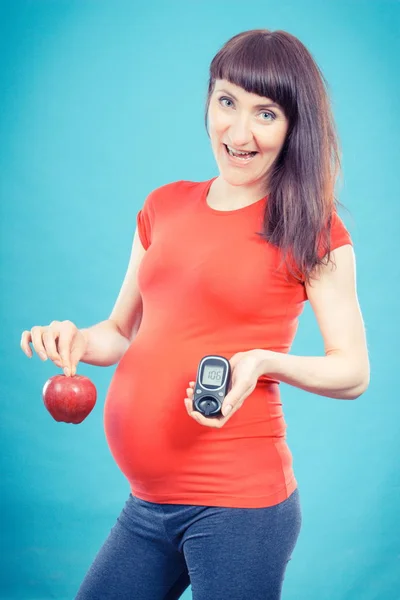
[[221, 403, 233, 417], [45, 321, 64, 367], [57, 323, 77, 376], [192, 410, 222, 428], [42, 326, 62, 365], [223, 380, 249, 409], [221, 393, 240, 417], [184, 397, 201, 420], [184, 392, 197, 415], [222, 378, 255, 417], [30, 326, 48, 360], [20, 331, 33, 357], [71, 328, 89, 375], [184, 398, 192, 415], [69, 350, 79, 376]]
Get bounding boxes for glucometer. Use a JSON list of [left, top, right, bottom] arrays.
[[193, 355, 232, 418]]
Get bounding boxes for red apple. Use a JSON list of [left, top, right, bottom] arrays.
[[42, 374, 97, 424]]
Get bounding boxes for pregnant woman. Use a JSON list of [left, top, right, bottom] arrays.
[[21, 28, 370, 600]]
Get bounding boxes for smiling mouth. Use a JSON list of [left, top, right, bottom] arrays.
[[223, 144, 258, 161]]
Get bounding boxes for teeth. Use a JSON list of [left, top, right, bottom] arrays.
[[226, 144, 257, 161], [226, 145, 255, 157]]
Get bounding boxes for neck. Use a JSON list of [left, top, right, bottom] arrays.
[[210, 176, 268, 209]]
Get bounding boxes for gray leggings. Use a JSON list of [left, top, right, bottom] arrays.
[[75, 487, 302, 600]]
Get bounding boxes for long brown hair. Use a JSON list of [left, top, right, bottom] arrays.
[[205, 29, 347, 285]]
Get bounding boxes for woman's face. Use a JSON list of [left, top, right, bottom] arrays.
[[207, 79, 289, 190]]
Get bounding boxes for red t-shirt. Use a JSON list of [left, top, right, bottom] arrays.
[[103, 177, 353, 508]]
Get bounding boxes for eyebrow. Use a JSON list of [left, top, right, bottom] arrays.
[[216, 88, 281, 110]]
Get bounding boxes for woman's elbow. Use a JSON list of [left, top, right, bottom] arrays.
[[350, 373, 370, 399]]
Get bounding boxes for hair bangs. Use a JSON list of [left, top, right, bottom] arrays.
[[209, 32, 297, 121]]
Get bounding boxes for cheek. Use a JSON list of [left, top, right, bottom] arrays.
[[274, 122, 289, 148], [260, 125, 288, 153], [208, 107, 229, 137]]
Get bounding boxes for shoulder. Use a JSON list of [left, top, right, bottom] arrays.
[[314, 207, 353, 261], [152, 179, 207, 195], [143, 178, 209, 212]]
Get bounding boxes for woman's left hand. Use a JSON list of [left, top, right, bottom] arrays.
[[184, 350, 269, 428]]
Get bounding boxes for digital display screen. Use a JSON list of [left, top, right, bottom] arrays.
[[202, 364, 224, 387]]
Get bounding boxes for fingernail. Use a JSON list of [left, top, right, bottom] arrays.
[[223, 405, 232, 416], [64, 367, 70, 377], [39, 352, 47, 360]]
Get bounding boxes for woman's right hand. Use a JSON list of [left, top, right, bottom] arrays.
[[20, 320, 88, 377]]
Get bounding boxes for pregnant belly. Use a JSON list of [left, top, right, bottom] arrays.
[[103, 340, 286, 489], [103, 343, 204, 483]]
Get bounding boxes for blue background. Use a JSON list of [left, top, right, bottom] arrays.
[[1, 1, 399, 598]]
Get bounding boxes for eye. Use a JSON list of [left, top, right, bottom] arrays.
[[260, 111, 276, 121], [219, 96, 234, 108], [218, 96, 277, 122]]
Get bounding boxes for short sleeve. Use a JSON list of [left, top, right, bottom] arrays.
[[317, 210, 353, 259], [136, 209, 151, 250], [136, 191, 155, 250]]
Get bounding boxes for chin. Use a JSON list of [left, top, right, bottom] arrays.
[[217, 166, 257, 185]]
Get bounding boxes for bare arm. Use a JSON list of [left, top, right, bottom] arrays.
[[257, 245, 370, 399], [79, 320, 131, 367], [79, 225, 146, 367]]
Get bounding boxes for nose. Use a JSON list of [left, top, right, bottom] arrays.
[[228, 114, 254, 148]]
